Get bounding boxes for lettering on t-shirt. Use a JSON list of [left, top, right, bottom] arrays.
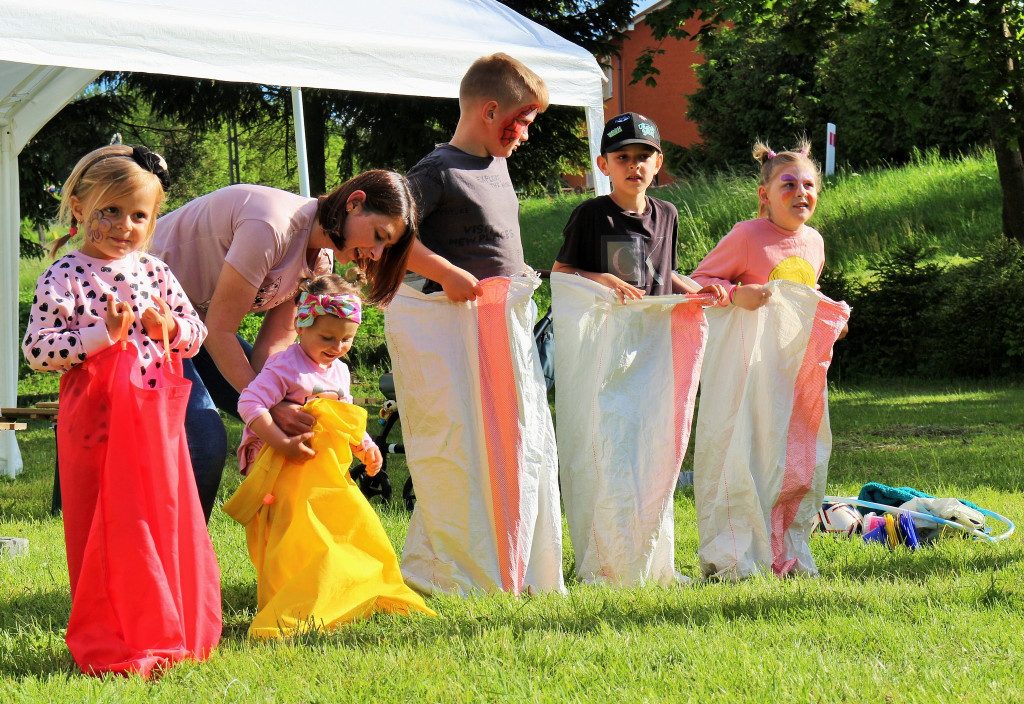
[[600, 235, 644, 287]]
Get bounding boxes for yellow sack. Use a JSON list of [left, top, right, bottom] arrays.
[[222, 399, 434, 639]]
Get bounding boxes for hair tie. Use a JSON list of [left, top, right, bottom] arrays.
[[131, 146, 171, 189], [798, 148, 808, 156], [295, 291, 362, 327], [766, 150, 777, 160]]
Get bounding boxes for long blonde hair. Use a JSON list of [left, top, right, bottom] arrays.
[[50, 144, 168, 257]]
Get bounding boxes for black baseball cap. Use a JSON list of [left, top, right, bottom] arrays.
[[601, 112, 662, 154]]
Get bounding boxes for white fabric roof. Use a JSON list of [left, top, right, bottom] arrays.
[[0, 0, 610, 477]]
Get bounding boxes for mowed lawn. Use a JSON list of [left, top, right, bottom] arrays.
[[3, 151, 1022, 701], [3, 381, 1022, 702]]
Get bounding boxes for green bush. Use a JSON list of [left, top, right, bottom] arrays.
[[831, 241, 1024, 380]]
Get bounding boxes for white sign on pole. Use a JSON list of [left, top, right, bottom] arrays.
[[825, 123, 836, 176]]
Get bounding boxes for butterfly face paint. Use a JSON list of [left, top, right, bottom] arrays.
[[500, 104, 539, 148], [760, 165, 818, 230]]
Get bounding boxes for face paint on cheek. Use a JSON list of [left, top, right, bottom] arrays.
[[500, 105, 539, 147], [87, 209, 113, 242], [778, 174, 797, 204]]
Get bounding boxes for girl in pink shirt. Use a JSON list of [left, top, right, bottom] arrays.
[[691, 141, 849, 580], [236, 274, 381, 475], [692, 139, 825, 303]]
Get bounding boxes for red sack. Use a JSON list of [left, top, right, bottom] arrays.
[[57, 330, 221, 678]]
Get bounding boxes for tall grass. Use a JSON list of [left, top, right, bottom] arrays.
[[520, 148, 1003, 276]]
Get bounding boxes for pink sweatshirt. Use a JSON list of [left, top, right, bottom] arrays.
[[23, 250, 205, 384], [691, 218, 825, 295], [236, 344, 376, 474]]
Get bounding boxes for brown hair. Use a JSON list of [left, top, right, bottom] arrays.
[[295, 273, 362, 303], [459, 53, 550, 112], [316, 170, 417, 306], [51, 144, 167, 258], [752, 138, 819, 218]]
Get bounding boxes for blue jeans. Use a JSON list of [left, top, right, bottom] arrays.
[[182, 337, 252, 522]]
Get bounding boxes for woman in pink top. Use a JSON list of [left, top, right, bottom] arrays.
[[151, 170, 417, 520]]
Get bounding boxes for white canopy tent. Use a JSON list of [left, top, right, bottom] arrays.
[[0, 0, 610, 477]]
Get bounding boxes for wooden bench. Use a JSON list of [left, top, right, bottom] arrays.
[[1, 404, 60, 514]]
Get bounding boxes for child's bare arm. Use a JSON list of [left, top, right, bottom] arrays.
[[670, 272, 728, 303], [353, 438, 383, 476], [552, 261, 643, 303], [248, 412, 315, 463], [406, 240, 484, 302]]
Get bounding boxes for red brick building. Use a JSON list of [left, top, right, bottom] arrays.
[[568, 1, 705, 188]]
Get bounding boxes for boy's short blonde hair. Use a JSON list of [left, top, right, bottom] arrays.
[[459, 53, 550, 112]]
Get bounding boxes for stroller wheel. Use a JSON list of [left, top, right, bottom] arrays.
[[403, 477, 416, 512], [350, 464, 393, 504]]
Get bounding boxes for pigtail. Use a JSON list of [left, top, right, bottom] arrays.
[[344, 267, 368, 286], [48, 232, 74, 259], [752, 141, 775, 166]]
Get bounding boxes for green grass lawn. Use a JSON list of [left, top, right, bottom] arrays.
[[4, 151, 1021, 701], [2, 381, 1022, 701]]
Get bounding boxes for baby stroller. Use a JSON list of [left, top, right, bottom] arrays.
[[349, 303, 554, 510]]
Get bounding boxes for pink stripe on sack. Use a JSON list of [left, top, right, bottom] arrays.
[[771, 298, 848, 575], [671, 301, 709, 467], [476, 278, 525, 594]]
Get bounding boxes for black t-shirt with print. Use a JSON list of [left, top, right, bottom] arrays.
[[555, 195, 679, 296]]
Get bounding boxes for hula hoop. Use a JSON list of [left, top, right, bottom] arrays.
[[822, 495, 1016, 543]]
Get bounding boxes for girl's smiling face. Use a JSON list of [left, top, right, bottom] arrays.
[[759, 164, 819, 230], [298, 314, 359, 368], [71, 185, 160, 260]]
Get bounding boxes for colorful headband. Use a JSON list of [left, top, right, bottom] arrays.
[[295, 291, 362, 327]]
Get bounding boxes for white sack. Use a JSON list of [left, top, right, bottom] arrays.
[[552, 273, 709, 585], [695, 280, 850, 580], [384, 274, 564, 596]]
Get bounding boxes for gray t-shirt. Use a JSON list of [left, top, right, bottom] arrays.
[[407, 143, 526, 293]]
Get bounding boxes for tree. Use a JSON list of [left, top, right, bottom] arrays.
[[639, 0, 1024, 241], [116, 1, 635, 196]]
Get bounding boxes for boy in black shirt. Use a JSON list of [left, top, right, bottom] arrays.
[[553, 112, 724, 304]]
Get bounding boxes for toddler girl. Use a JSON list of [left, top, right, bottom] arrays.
[[691, 140, 850, 580], [234, 274, 381, 474], [23, 144, 220, 677], [224, 274, 433, 639]]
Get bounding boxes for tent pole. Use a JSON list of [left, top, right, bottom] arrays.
[[291, 87, 311, 197], [0, 121, 24, 477], [585, 103, 610, 195]]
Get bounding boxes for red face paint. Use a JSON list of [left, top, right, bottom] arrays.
[[500, 105, 539, 147]]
